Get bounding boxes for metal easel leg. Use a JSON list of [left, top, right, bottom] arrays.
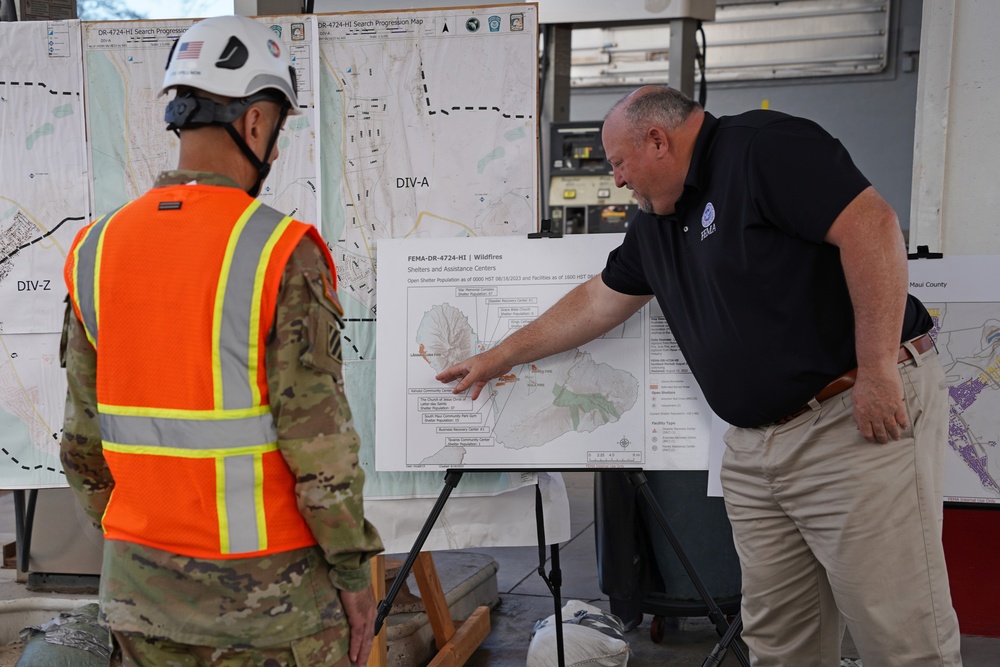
[[535, 482, 565, 667], [13, 489, 37, 573], [374, 469, 463, 634], [703, 613, 744, 667], [626, 471, 749, 667]]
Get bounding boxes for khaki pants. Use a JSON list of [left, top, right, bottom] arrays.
[[721, 349, 962, 666]]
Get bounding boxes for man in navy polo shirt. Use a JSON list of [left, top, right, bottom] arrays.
[[437, 86, 962, 666]]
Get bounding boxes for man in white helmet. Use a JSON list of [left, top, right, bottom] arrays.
[[60, 15, 383, 666]]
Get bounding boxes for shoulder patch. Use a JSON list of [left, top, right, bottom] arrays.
[[326, 317, 342, 365], [322, 272, 344, 316]]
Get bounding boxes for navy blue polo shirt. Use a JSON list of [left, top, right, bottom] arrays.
[[602, 110, 932, 427]]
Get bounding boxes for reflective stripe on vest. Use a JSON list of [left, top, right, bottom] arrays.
[[71, 198, 312, 557], [216, 202, 289, 410], [70, 208, 121, 348]]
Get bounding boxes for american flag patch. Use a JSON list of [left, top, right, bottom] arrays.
[[176, 41, 203, 60]]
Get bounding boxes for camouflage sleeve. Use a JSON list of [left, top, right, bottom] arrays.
[[58, 298, 114, 528], [268, 237, 384, 593]]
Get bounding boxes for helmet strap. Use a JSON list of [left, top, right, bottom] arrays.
[[223, 101, 290, 198]]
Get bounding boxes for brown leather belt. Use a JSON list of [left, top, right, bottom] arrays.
[[774, 333, 936, 425]]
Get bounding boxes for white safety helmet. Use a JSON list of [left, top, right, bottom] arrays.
[[161, 14, 298, 112]]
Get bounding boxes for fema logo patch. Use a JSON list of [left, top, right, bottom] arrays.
[[700, 202, 717, 241], [702, 202, 716, 227], [488, 15, 501, 32]]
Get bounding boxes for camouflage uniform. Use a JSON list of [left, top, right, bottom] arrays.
[[60, 171, 383, 666], [112, 626, 352, 667]]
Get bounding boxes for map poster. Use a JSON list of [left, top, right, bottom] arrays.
[[0, 334, 68, 488], [84, 16, 321, 222], [376, 234, 713, 472], [1, 19, 87, 487], [317, 4, 539, 362], [0, 20, 89, 335], [83, 19, 194, 216], [909, 255, 1000, 505]]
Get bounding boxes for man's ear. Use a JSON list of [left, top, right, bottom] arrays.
[[241, 104, 277, 159], [244, 105, 267, 142], [648, 126, 669, 154]]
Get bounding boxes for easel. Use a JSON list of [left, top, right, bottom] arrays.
[[625, 470, 750, 667], [367, 551, 492, 667], [368, 228, 747, 665], [368, 470, 567, 667], [525, 225, 746, 664], [367, 471, 493, 667]]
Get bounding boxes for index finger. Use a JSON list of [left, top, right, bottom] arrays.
[[353, 630, 373, 667], [435, 363, 466, 383], [349, 614, 373, 665]]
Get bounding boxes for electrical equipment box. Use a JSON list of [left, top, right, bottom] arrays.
[[26, 489, 103, 577], [548, 121, 638, 234]]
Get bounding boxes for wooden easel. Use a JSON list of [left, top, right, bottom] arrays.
[[367, 552, 491, 667], [368, 470, 568, 667]]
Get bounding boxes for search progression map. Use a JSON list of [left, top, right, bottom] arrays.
[[317, 5, 538, 361]]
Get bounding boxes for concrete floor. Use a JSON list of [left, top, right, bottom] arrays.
[[2, 477, 999, 666], [445, 472, 1000, 667], [448, 471, 750, 666]]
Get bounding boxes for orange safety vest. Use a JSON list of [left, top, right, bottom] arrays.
[[64, 184, 334, 559]]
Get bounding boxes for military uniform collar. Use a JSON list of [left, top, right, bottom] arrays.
[[154, 170, 241, 189]]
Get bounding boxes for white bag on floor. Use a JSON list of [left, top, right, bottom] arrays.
[[526, 599, 629, 667]]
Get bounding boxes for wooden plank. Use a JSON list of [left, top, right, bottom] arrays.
[[425, 605, 492, 667], [367, 555, 387, 667], [412, 551, 456, 649]]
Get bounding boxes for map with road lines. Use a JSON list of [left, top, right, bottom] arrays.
[[0, 21, 89, 487], [927, 304, 1000, 503], [0, 20, 89, 336], [83, 16, 320, 221], [0, 9, 545, 501], [317, 5, 538, 362], [911, 255, 1000, 504]]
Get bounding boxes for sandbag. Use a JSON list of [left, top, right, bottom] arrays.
[[526, 599, 629, 667], [17, 603, 110, 667]]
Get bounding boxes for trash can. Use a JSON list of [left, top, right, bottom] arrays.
[[594, 470, 657, 627], [594, 470, 741, 636]]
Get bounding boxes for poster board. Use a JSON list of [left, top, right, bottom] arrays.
[[908, 256, 1000, 506], [0, 19, 88, 488], [0, 6, 566, 527], [908, 2, 1000, 505], [376, 234, 715, 471]]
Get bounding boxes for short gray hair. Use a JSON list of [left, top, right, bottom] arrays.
[[607, 86, 700, 144]]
